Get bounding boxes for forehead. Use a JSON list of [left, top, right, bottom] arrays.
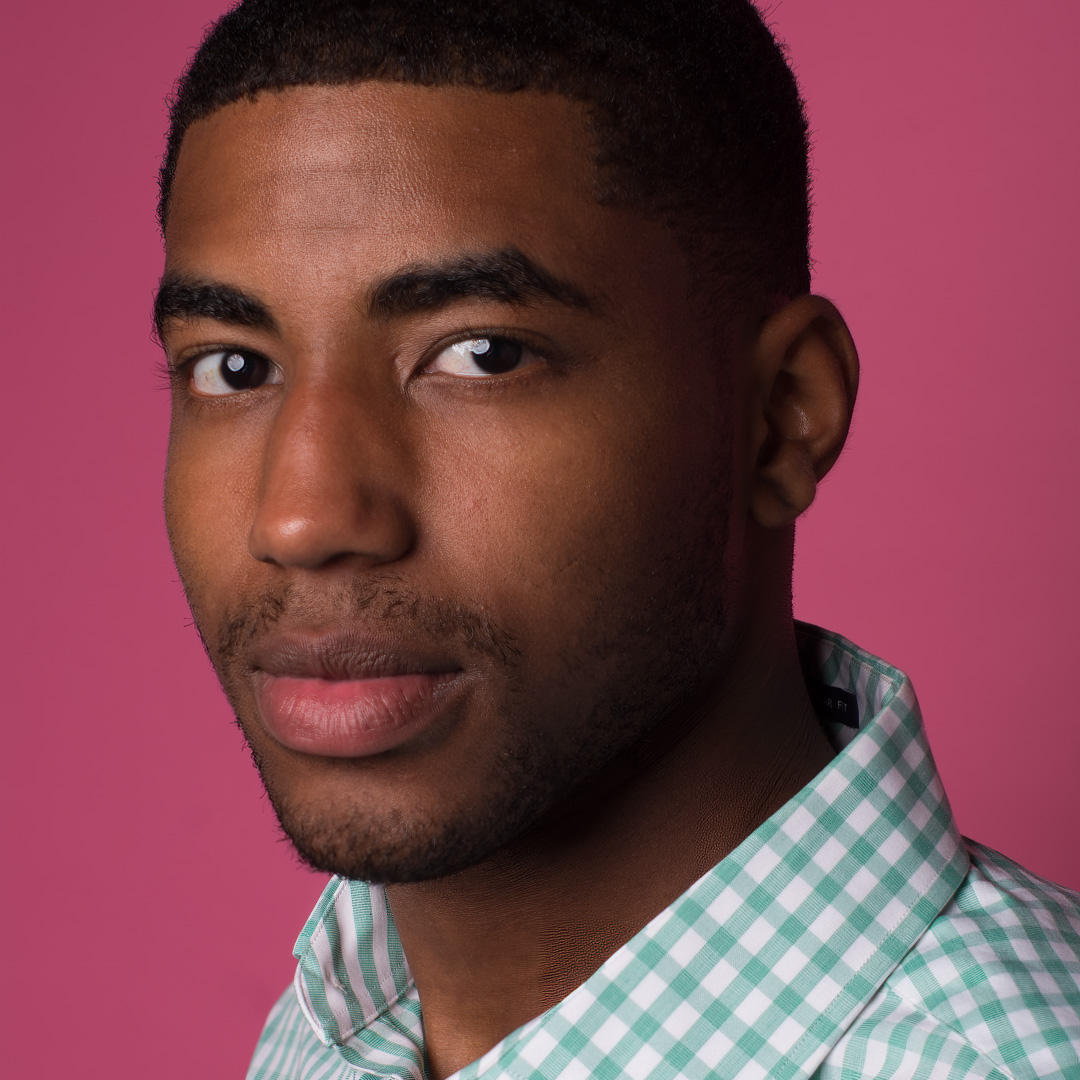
[[167, 82, 602, 269]]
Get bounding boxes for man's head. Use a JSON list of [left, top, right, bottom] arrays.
[[157, 0, 857, 884]]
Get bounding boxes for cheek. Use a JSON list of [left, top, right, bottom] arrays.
[[421, 376, 733, 654], [164, 408, 265, 624]]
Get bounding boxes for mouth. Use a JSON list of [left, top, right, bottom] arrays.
[[248, 630, 463, 758]]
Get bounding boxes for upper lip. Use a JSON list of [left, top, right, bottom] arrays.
[[248, 628, 462, 681]]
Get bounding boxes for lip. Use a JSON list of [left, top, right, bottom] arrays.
[[248, 630, 463, 757]]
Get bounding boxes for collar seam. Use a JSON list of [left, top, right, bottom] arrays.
[[779, 839, 968, 1074], [330, 979, 418, 1046]]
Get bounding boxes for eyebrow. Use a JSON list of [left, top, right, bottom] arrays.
[[154, 247, 593, 340], [369, 248, 594, 320], [153, 276, 278, 340]]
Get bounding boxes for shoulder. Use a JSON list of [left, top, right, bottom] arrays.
[[820, 840, 1080, 1079]]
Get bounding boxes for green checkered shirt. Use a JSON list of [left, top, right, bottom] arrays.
[[247, 624, 1080, 1079]]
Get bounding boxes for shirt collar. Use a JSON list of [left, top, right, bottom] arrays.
[[291, 623, 969, 1080]]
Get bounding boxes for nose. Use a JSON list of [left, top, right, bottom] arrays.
[[248, 380, 416, 570]]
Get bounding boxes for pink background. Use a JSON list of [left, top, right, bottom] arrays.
[[2, 2, 1078, 1075]]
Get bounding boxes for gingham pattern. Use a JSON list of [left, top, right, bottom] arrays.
[[247, 625, 1080, 1080]]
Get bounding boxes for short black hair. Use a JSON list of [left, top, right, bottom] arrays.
[[160, 0, 811, 300]]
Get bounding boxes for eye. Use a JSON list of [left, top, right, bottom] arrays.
[[424, 336, 535, 378], [189, 350, 283, 396]]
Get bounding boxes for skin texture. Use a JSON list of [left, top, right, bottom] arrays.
[[160, 82, 858, 1078]]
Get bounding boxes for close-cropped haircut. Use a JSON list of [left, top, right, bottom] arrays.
[[160, 0, 812, 302]]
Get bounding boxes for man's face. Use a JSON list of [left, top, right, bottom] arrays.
[[162, 82, 753, 882]]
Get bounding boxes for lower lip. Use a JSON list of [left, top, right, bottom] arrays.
[[251, 671, 459, 757]]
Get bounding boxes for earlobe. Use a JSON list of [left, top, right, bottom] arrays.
[[749, 295, 859, 529]]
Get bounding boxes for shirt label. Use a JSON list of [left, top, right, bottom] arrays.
[[808, 681, 860, 728]]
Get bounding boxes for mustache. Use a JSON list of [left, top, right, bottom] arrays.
[[213, 578, 521, 669]]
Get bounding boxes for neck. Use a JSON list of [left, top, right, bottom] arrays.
[[386, 618, 834, 1080]]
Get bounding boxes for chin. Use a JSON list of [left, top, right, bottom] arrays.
[[268, 788, 546, 884], [250, 724, 556, 883]]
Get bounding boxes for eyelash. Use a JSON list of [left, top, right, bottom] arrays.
[[154, 356, 174, 388]]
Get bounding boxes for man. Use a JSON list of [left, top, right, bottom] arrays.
[[154, 1, 1080, 1077]]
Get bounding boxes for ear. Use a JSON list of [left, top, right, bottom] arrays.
[[748, 295, 859, 528]]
